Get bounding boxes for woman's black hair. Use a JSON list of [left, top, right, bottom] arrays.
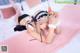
[[14, 25, 27, 31], [18, 14, 29, 23], [34, 11, 48, 22]]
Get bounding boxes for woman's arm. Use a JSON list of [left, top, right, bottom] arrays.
[[45, 14, 57, 44]]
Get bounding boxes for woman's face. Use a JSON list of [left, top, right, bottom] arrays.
[[37, 16, 48, 30], [20, 16, 32, 26]]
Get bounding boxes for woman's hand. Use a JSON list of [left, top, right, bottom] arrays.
[[48, 12, 58, 24]]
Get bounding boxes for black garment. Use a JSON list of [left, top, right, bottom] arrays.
[[14, 25, 27, 31]]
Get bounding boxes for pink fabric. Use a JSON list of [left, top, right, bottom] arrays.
[[0, 5, 80, 53], [1, 7, 16, 19]]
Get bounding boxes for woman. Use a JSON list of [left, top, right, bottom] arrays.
[[10, 0, 60, 44], [27, 10, 61, 44]]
